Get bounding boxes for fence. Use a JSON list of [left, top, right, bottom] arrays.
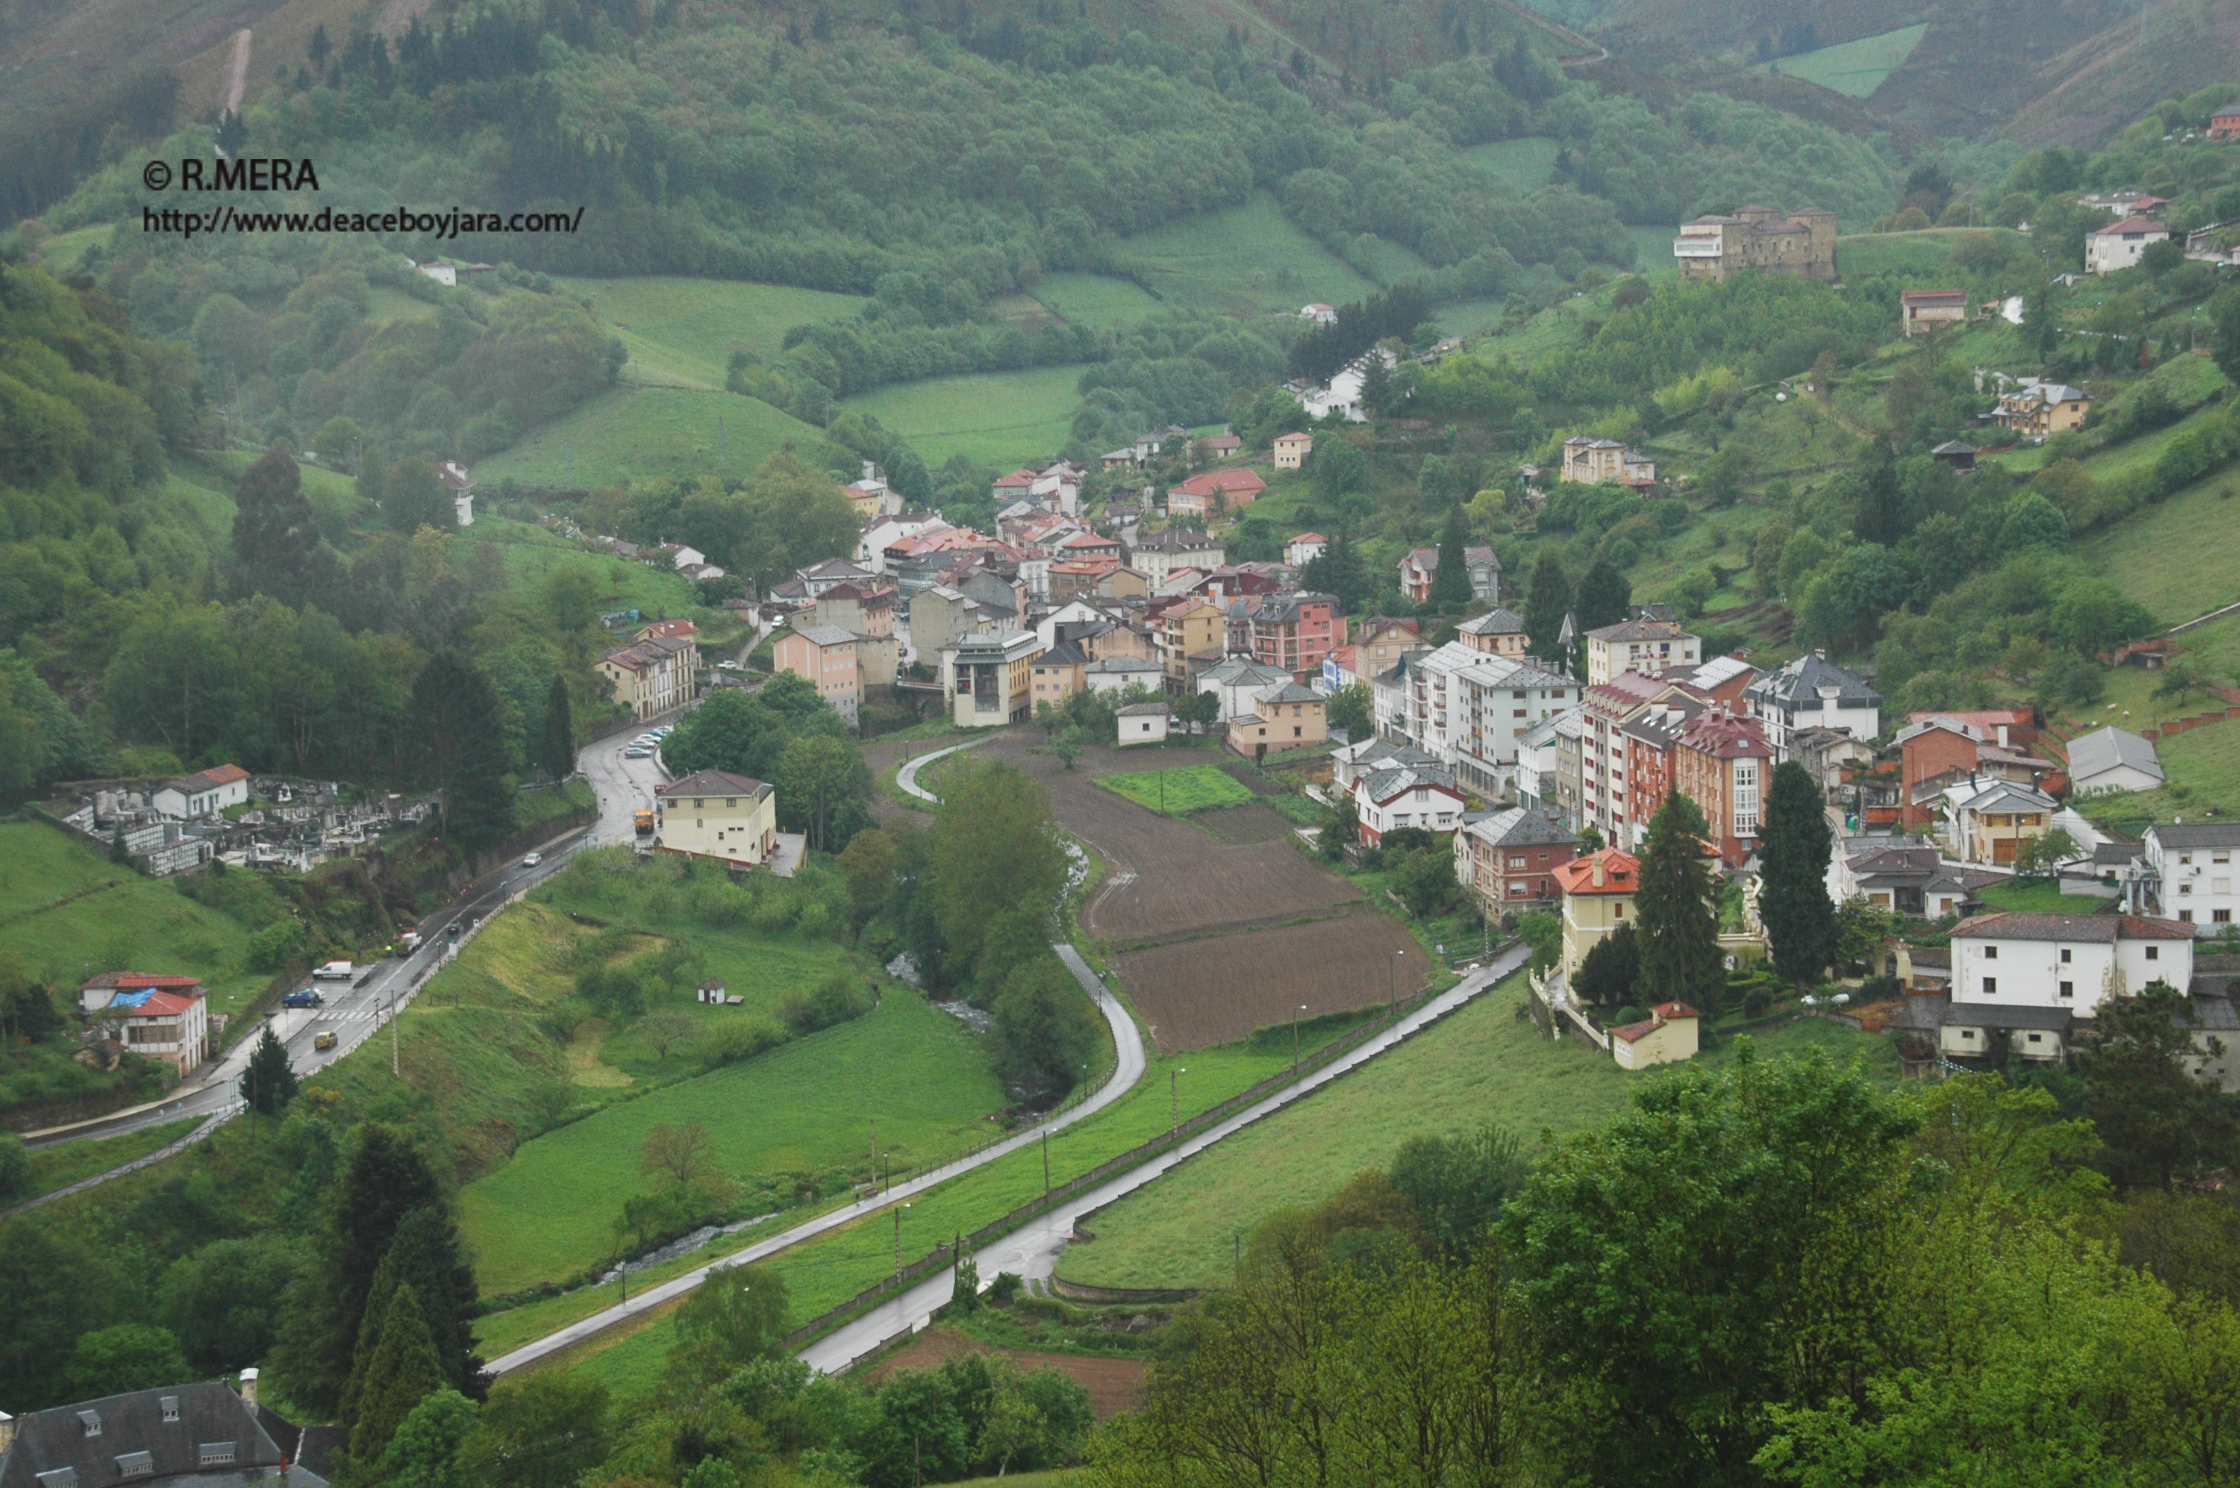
[[782, 942, 1521, 1359]]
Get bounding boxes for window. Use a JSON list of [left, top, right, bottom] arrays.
[[1613, 903, 1625, 919], [1983, 977, 1998, 994], [1509, 855, 1527, 869], [2219, 909, 2234, 924], [2183, 883, 2195, 896], [1983, 945, 1998, 960], [78, 1411, 101, 1438], [115, 1454, 154, 1479], [160, 1397, 179, 1423], [2147, 946, 2161, 959], [2060, 948, 2072, 964], [2183, 853, 2195, 865], [2059, 981, 2073, 998], [2027, 1034, 2043, 1045], [34, 1470, 77, 1488], [198, 1444, 237, 1467]]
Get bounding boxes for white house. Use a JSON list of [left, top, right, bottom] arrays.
[[151, 764, 250, 819], [1298, 303, 1338, 325], [1742, 651, 1880, 753], [1402, 642, 1581, 796], [1116, 702, 1169, 746], [1199, 656, 1294, 722], [2142, 822, 2240, 934], [2086, 216, 2171, 275], [1083, 655, 1165, 696], [1354, 766, 1467, 845], [1330, 737, 1444, 793], [1949, 910, 2195, 1015], [433, 460, 476, 525], [1285, 532, 1329, 568], [2066, 726, 2165, 795], [80, 972, 212, 1076]]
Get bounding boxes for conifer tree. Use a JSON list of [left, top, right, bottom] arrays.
[[1634, 790, 1723, 1013], [242, 1025, 297, 1116], [410, 653, 516, 850], [1523, 549, 1571, 665], [231, 446, 332, 607], [1429, 506, 1473, 608], [340, 1208, 482, 1425], [346, 1284, 445, 1465], [1759, 761, 1836, 988], [538, 673, 574, 782], [1574, 557, 1632, 633]]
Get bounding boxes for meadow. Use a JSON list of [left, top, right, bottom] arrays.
[[453, 516, 702, 619], [1114, 192, 1381, 317], [554, 276, 870, 390], [1059, 989, 1899, 1292], [1461, 137, 1560, 193], [2083, 461, 2240, 626], [1975, 879, 2114, 915], [0, 820, 264, 1016], [840, 364, 1089, 470], [485, 1032, 1309, 1383], [1833, 229, 1990, 278], [459, 992, 1006, 1296], [23, 1116, 201, 1198], [1030, 273, 1168, 332], [471, 386, 825, 488], [1096, 766, 1258, 817], [1759, 23, 1928, 98]]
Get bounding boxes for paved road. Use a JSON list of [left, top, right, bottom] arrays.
[[895, 737, 989, 802], [795, 940, 1529, 1375], [487, 946, 1148, 1377]]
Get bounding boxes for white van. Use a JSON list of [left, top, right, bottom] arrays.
[[312, 961, 355, 980]]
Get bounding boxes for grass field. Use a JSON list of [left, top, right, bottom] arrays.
[[2175, 612, 2240, 686], [2084, 463, 2240, 626], [841, 364, 1088, 470], [453, 516, 702, 619], [492, 1033, 1307, 1382], [24, 1117, 200, 1198], [554, 277, 869, 390], [29, 224, 111, 276], [364, 286, 440, 326], [1836, 229, 2008, 279], [472, 387, 826, 488], [0, 819, 264, 1017], [1096, 766, 1258, 817], [1975, 879, 2112, 915], [459, 993, 1005, 1296], [1031, 273, 1168, 332], [1461, 137, 1560, 193], [1758, 23, 1927, 97], [1060, 987, 1900, 1291], [1116, 192, 1380, 317], [1626, 224, 1682, 276]]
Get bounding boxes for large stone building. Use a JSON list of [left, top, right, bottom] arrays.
[[1673, 204, 1837, 283]]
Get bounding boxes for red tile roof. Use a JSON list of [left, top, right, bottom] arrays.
[[200, 764, 250, 786], [1553, 847, 1638, 896], [83, 971, 206, 992]]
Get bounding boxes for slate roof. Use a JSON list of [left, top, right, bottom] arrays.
[[1116, 702, 1167, 717], [2151, 822, 2240, 848], [1951, 911, 2193, 942], [787, 624, 859, 647], [658, 770, 772, 800], [1359, 766, 1462, 802], [1941, 1001, 2076, 1033], [1586, 615, 1695, 644], [0, 1382, 306, 1488], [1458, 607, 1527, 636], [2067, 725, 2164, 784], [1261, 682, 1326, 706], [1460, 806, 1576, 849], [1746, 651, 1879, 709]]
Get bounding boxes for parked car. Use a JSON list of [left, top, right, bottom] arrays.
[[624, 747, 653, 759], [282, 988, 323, 1009], [314, 1031, 338, 1051]]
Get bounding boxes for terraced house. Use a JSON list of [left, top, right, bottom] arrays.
[[597, 632, 695, 720]]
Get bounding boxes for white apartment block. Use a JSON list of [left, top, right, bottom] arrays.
[[1402, 642, 1580, 797]]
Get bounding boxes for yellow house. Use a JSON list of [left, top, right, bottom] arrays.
[[1610, 1002, 1701, 1069], [1159, 598, 1227, 692], [1226, 683, 1327, 756], [656, 769, 778, 867], [1272, 431, 1313, 471], [1555, 846, 1638, 981]]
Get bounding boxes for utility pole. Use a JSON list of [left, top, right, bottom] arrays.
[[870, 1118, 878, 1197], [1170, 1066, 1187, 1136], [1390, 948, 1405, 1017], [893, 1202, 911, 1280], [1042, 1127, 1051, 1195], [1293, 1002, 1306, 1075]]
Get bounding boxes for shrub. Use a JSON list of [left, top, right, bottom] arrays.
[[989, 1271, 1024, 1304], [777, 974, 874, 1034], [698, 1016, 788, 1069]]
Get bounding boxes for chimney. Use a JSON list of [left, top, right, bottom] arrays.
[[239, 1368, 258, 1410], [1592, 853, 1606, 889]]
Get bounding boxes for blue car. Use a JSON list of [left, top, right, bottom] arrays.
[[282, 988, 323, 1009]]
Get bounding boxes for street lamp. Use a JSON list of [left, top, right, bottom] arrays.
[[893, 1201, 912, 1281], [1292, 1003, 1307, 1075], [1390, 949, 1405, 1017], [1170, 1067, 1188, 1136]]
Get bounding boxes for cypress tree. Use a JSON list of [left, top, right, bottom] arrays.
[[340, 1208, 482, 1424], [1760, 761, 1837, 988], [1574, 557, 1632, 633], [539, 673, 575, 781], [1523, 550, 1571, 664], [1633, 790, 1724, 1014], [242, 1026, 297, 1116], [410, 653, 516, 850], [345, 1284, 445, 1466], [1428, 506, 1473, 608], [231, 446, 332, 606]]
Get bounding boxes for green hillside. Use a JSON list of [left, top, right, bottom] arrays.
[[840, 365, 1092, 470], [471, 387, 827, 489], [554, 278, 871, 391], [1756, 23, 1927, 98], [1116, 193, 1388, 316]]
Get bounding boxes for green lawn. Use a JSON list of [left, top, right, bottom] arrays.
[[1835, 230, 1992, 279], [1061, 987, 1899, 1291], [0, 819, 265, 1018], [2080, 720, 2240, 829], [1626, 224, 1683, 277], [364, 285, 439, 326], [472, 386, 826, 488], [841, 364, 1088, 470], [1461, 137, 1560, 193], [24, 1117, 201, 1197], [554, 276, 869, 391], [1758, 23, 1927, 97], [459, 993, 1006, 1296], [1116, 192, 1379, 317], [2175, 612, 2240, 687], [1096, 766, 1257, 817], [1974, 880, 2112, 915], [1031, 273, 1167, 332]]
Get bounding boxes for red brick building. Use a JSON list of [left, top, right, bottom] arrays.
[[1673, 707, 1776, 866], [1249, 591, 1346, 682]]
